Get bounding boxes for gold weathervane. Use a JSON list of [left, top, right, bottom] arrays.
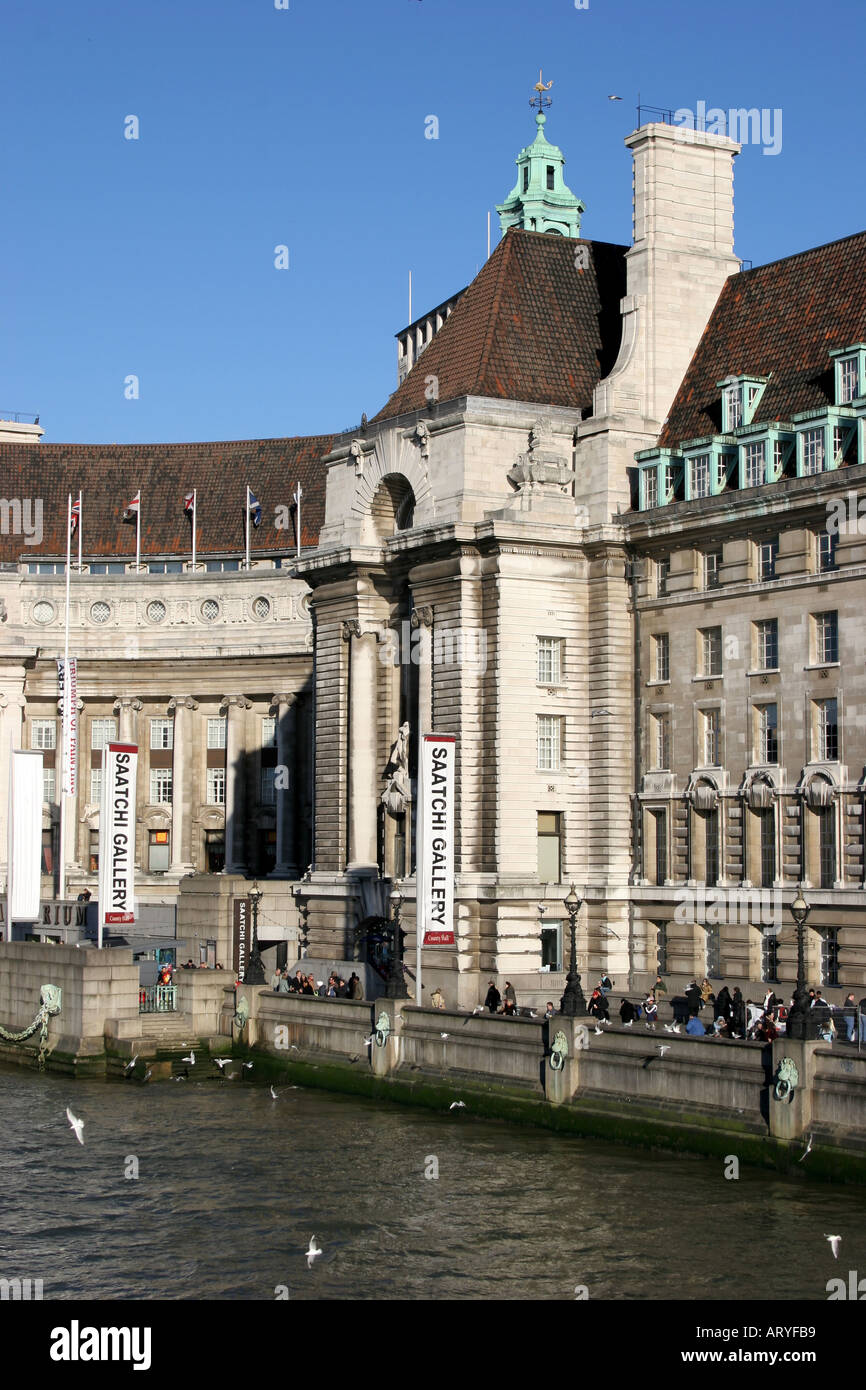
[[534, 69, 554, 94]]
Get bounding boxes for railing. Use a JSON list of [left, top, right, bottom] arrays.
[[0, 410, 39, 423], [139, 985, 177, 1014]]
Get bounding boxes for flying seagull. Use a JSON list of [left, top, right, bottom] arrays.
[[213, 1057, 232, 1069], [66, 1106, 84, 1145], [173, 1075, 187, 1082], [798, 1134, 813, 1163], [608, 94, 622, 101], [143, 1068, 153, 1084], [180, 1052, 195, 1066], [290, 1044, 299, 1051], [363, 1033, 375, 1045], [449, 1101, 466, 1110], [243, 1062, 253, 1070], [306, 1237, 323, 1269], [472, 1005, 484, 1015], [124, 1056, 138, 1073], [658, 1045, 671, 1057], [270, 1085, 280, 1100], [825, 1234, 842, 1259]]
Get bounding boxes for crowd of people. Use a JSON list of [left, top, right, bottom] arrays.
[[270, 968, 364, 1000]]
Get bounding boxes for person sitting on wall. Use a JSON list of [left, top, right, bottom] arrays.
[[619, 997, 636, 1026], [335, 977, 349, 998], [756, 1012, 778, 1043], [685, 1011, 705, 1037], [504, 981, 517, 1011], [484, 980, 501, 1014], [301, 976, 315, 996], [430, 986, 445, 1010], [588, 988, 610, 1022], [643, 993, 659, 1028], [685, 980, 703, 1014], [76, 889, 91, 902], [653, 973, 667, 999], [599, 974, 613, 996], [544, 1001, 556, 1019]]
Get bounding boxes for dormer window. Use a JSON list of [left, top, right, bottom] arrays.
[[523, 166, 530, 193], [546, 165, 555, 190], [830, 345, 866, 405], [718, 375, 769, 432]]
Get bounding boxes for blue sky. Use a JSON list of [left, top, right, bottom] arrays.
[[1, 0, 864, 445]]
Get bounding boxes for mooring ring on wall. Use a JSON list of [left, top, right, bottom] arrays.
[[375, 1010, 391, 1048], [550, 1029, 569, 1070], [773, 1056, 799, 1102]]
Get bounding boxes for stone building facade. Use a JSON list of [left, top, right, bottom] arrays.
[[1, 108, 864, 998]]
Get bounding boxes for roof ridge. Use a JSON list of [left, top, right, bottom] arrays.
[[740, 226, 866, 278]]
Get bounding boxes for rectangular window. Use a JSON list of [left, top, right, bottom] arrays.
[[814, 611, 839, 664], [653, 633, 670, 683], [801, 428, 825, 475], [702, 708, 720, 766], [537, 637, 563, 685], [815, 698, 838, 762], [759, 808, 776, 888], [816, 530, 837, 572], [204, 830, 225, 872], [705, 808, 719, 888], [546, 164, 555, 190], [656, 557, 670, 597], [744, 440, 766, 488], [656, 921, 668, 974], [536, 716, 562, 772], [150, 718, 173, 750], [148, 829, 170, 873], [704, 551, 721, 590], [651, 712, 671, 770], [653, 809, 667, 885], [260, 767, 276, 806], [821, 927, 840, 986], [90, 718, 117, 751], [207, 716, 227, 750], [205, 559, 241, 572], [690, 454, 711, 498], [90, 769, 102, 805], [700, 627, 722, 677], [261, 716, 277, 748], [819, 808, 836, 889], [761, 928, 779, 983], [147, 561, 183, 574], [41, 826, 56, 876], [706, 924, 722, 978], [643, 469, 658, 510], [724, 385, 743, 430], [537, 812, 562, 884], [755, 619, 779, 671], [207, 767, 226, 805], [662, 463, 674, 501], [89, 829, 99, 874], [31, 719, 57, 750], [757, 703, 778, 764], [839, 356, 860, 405], [540, 922, 563, 971], [759, 537, 778, 581], [149, 768, 173, 803], [88, 562, 127, 575], [43, 767, 56, 804]]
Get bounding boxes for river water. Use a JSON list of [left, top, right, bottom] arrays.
[[1, 1064, 864, 1302]]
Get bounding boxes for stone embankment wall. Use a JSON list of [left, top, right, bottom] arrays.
[[232, 988, 866, 1181]]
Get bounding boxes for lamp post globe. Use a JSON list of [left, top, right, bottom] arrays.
[[559, 883, 587, 1017], [244, 880, 266, 986]]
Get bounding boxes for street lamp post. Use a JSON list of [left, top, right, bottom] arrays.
[[559, 884, 587, 1017], [244, 880, 266, 985], [385, 883, 408, 999], [786, 885, 814, 1041]]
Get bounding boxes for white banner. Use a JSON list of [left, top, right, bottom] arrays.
[[417, 734, 456, 947], [98, 743, 137, 927], [57, 657, 78, 797], [8, 751, 43, 923]]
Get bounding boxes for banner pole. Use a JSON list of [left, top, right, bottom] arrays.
[[192, 489, 197, 571], [59, 494, 72, 902]]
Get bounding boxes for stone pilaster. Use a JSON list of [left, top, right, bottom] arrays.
[[168, 697, 198, 872], [343, 621, 380, 872], [270, 692, 298, 878], [0, 686, 26, 890], [220, 695, 251, 873], [411, 605, 434, 736], [113, 696, 142, 744]]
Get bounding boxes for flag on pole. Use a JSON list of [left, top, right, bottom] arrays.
[[123, 491, 140, 521], [183, 491, 195, 515], [70, 498, 81, 533], [247, 489, 262, 528]]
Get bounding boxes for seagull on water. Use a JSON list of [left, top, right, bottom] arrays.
[[66, 1107, 84, 1145], [799, 1134, 813, 1163], [306, 1237, 322, 1269], [825, 1234, 842, 1259], [124, 1056, 138, 1073], [173, 1075, 187, 1082], [180, 1051, 195, 1066], [213, 1057, 232, 1069], [449, 1101, 466, 1110]]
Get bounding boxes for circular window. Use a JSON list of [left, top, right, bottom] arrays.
[[201, 599, 220, 622], [252, 596, 270, 620], [32, 600, 55, 624], [147, 600, 166, 624], [90, 601, 111, 624]]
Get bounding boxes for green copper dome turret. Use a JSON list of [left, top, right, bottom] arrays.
[[497, 107, 585, 238]]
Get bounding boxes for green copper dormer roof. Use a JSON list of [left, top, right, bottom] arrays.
[[496, 111, 585, 238]]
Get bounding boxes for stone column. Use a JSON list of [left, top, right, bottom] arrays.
[[113, 696, 142, 745], [220, 696, 251, 873], [270, 693, 298, 879], [0, 688, 25, 892], [411, 605, 434, 736], [168, 697, 198, 873], [342, 621, 380, 873]]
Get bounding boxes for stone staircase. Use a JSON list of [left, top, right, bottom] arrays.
[[136, 1013, 204, 1055]]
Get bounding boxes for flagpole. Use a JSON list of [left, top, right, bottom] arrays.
[[294, 482, 302, 560], [192, 489, 197, 571], [136, 496, 141, 572], [77, 490, 82, 572], [59, 494, 72, 902], [245, 485, 250, 571]]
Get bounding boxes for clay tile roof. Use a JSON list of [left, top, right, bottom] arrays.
[[661, 230, 866, 448], [372, 227, 627, 423], [0, 434, 335, 562]]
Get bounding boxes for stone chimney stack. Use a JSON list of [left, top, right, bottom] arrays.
[[591, 121, 741, 429]]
